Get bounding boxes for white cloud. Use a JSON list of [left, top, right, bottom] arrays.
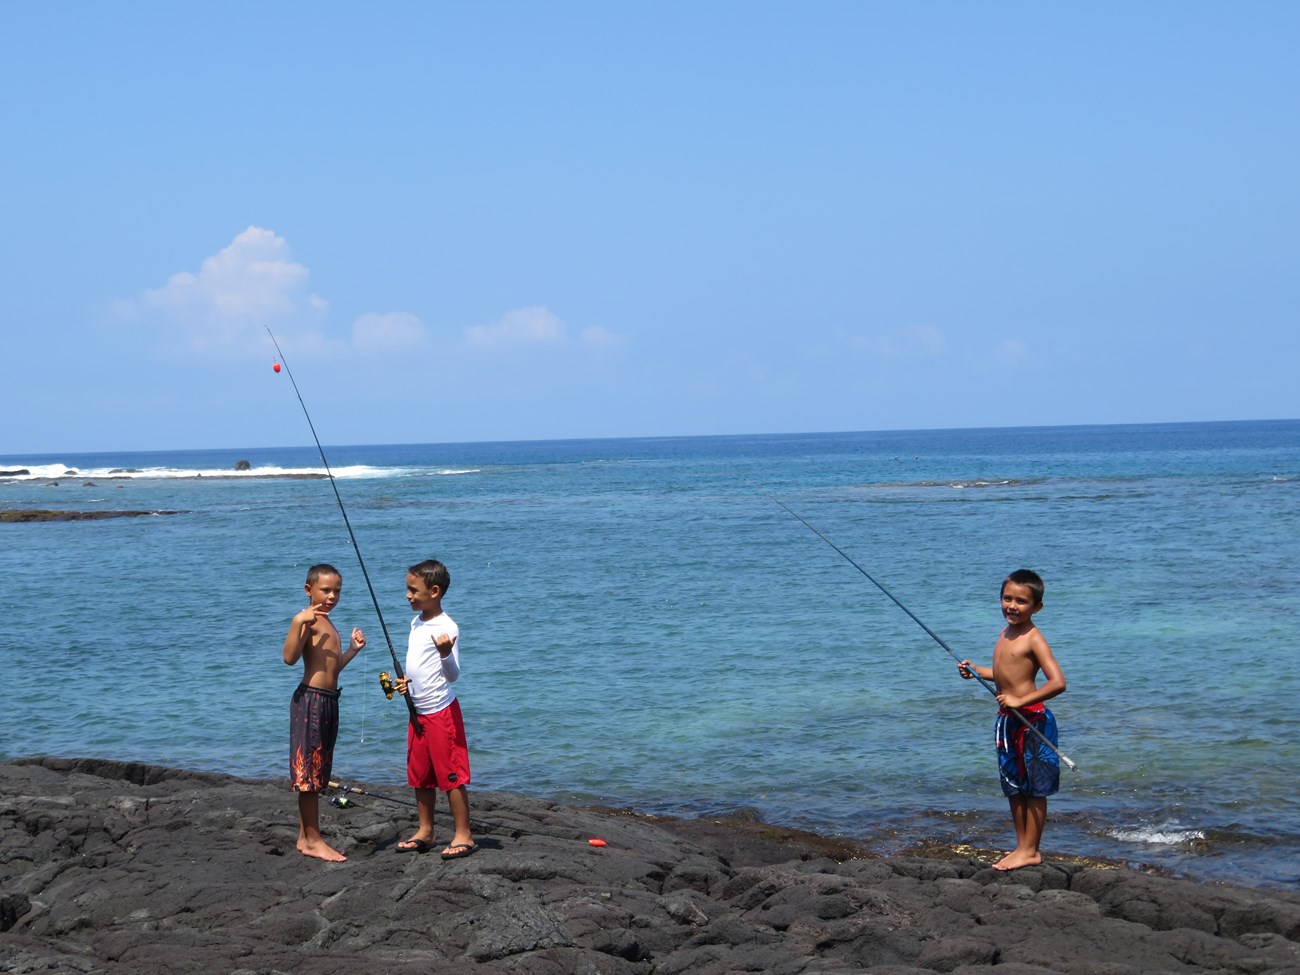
[[353, 312, 429, 352], [123, 232, 624, 369], [463, 306, 627, 353], [126, 226, 327, 353], [465, 306, 567, 347]]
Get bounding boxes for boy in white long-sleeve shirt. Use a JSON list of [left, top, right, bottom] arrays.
[[394, 558, 476, 859]]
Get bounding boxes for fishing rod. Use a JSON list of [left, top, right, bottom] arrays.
[[328, 779, 417, 809], [767, 493, 1078, 771], [326, 779, 581, 841], [267, 326, 422, 737]]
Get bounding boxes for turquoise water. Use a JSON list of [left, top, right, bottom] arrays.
[[2, 421, 1298, 889]]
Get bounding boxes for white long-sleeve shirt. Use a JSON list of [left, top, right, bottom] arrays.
[[405, 612, 460, 715]]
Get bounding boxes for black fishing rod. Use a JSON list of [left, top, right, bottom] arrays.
[[326, 779, 581, 841], [267, 327, 421, 737], [328, 779, 417, 809], [768, 493, 1077, 771]]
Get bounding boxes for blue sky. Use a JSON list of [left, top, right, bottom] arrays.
[[3, 2, 1296, 453]]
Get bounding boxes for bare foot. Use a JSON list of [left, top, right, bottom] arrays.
[[298, 837, 348, 861], [992, 850, 1041, 871]]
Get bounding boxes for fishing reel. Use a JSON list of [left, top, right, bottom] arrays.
[[378, 671, 396, 699]]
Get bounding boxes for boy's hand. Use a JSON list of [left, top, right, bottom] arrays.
[[349, 627, 366, 652], [958, 659, 975, 679], [295, 602, 331, 630], [394, 676, 410, 696], [435, 633, 457, 658]]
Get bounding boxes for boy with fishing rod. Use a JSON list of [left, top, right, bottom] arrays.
[[959, 569, 1067, 872], [392, 558, 478, 860], [283, 563, 366, 862]]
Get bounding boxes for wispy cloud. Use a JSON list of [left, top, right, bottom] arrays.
[[465, 306, 567, 347], [579, 324, 629, 349], [990, 338, 1029, 367], [464, 306, 625, 351], [839, 323, 948, 358], [353, 312, 430, 352]]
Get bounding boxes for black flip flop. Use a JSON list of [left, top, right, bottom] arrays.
[[441, 842, 478, 860]]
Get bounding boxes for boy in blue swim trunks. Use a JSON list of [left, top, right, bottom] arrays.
[[959, 569, 1067, 871]]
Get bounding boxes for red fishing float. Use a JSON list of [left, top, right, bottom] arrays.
[[273, 361, 282, 373]]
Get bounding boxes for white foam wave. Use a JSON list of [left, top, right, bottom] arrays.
[[950, 479, 1015, 489], [1, 463, 78, 479], [0, 462, 394, 481], [1105, 824, 1206, 846]]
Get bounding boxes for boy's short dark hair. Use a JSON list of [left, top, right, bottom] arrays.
[[409, 559, 451, 595], [1003, 568, 1044, 606], [306, 563, 341, 584]]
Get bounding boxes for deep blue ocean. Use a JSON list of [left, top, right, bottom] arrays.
[[2, 420, 1297, 890]]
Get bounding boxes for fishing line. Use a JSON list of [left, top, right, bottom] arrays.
[[326, 780, 580, 840], [266, 326, 422, 737], [766, 493, 1078, 771]]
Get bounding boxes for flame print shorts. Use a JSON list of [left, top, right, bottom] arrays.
[[290, 684, 340, 792]]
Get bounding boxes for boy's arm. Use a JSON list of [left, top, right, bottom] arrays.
[[282, 605, 319, 666], [339, 627, 366, 670], [437, 632, 460, 683], [393, 632, 457, 695]]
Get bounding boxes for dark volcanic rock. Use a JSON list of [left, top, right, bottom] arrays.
[[0, 469, 31, 477], [234, 459, 252, 471], [1, 758, 1297, 975], [0, 510, 186, 523]]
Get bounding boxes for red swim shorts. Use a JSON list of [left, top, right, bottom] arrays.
[[406, 699, 472, 792]]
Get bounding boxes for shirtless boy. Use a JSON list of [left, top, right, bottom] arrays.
[[959, 569, 1067, 871], [283, 563, 365, 861]]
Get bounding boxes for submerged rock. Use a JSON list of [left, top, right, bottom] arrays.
[[1, 757, 1297, 974], [0, 509, 186, 523]]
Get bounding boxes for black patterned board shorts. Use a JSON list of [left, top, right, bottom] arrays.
[[290, 684, 340, 792]]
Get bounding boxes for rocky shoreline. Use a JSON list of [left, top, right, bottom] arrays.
[[2, 757, 1297, 974], [0, 510, 186, 523]]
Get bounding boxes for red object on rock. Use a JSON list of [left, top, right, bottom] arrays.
[[588, 838, 607, 847]]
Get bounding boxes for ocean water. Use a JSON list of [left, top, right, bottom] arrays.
[[2, 420, 1298, 890]]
